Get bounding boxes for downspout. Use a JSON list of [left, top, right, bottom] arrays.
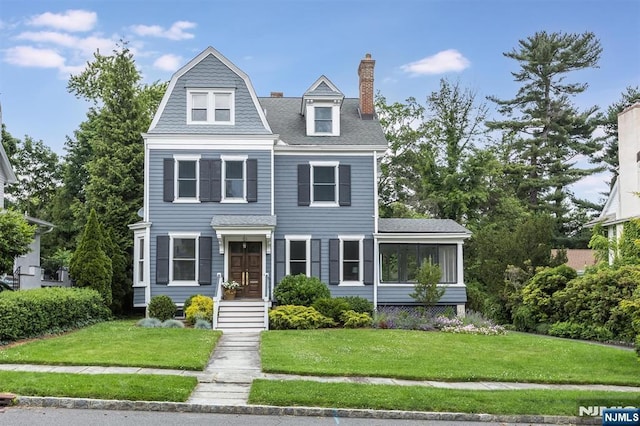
[[373, 150, 379, 311]]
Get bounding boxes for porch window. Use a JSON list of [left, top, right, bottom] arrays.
[[380, 243, 457, 284]]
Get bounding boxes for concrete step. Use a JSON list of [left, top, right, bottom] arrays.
[[219, 307, 265, 314]]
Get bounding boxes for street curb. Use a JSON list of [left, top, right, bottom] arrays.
[[15, 396, 600, 424]]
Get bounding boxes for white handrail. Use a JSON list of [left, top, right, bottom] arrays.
[[263, 272, 270, 302], [213, 272, 223, 329]]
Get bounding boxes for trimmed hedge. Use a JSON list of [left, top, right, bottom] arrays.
[[269, 305, 335, 330], [0, 287, 111, 342], [273, 275, 330, 306]]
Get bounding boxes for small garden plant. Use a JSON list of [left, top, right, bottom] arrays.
[[147, 295, 176, 321]]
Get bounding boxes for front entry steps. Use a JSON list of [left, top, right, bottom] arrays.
[[216, 300, 269, 332]]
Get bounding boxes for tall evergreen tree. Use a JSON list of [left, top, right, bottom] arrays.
[[487, 31, 603, 237], [69, 208, 112, 306]]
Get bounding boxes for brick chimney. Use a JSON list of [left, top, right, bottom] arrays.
[[358, 53, 375, 120], [270, 91, 283, 98]]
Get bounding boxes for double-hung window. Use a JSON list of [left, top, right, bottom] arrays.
[[221, 156, 247, 202], [133, 235, 145, 286], [173, 155, 200, 201], [340, 236, 363, 283], [187, 90, 234, 124], [314, 107, 332, 133], [310, 161, 338, 206], [286, 236, 311, 276], [170, 234, 198, 283]]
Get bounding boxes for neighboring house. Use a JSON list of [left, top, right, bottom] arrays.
[[0, 102, 67, 290], [588, 102, 640, 263], [551, 249, 596, 275], [130, 47, 471, 331]]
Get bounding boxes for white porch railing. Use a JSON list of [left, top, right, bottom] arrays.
[[263, 272, 270, 329], [212, 272, 223, 329]]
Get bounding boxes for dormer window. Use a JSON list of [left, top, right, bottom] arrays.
[[315, 107, 332, 133], [187, 89, 235, 125]]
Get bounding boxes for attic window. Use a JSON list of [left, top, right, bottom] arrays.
[[315, 107, 332, 133], [187, 89, 235, 125]]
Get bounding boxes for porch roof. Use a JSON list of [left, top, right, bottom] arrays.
[[210, 215, 277, 228], [378, 218, 470, 234]]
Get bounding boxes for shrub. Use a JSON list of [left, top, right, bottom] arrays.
[[184, 294, 204, 313], [269, 305, 335, 330], [548, 321, 614, 342], [161, 319, 185, 328], [341, 310, 372, 328], [194, 319, 212, 329], [409, 260, 444, 308], [339, 296, 374, 316], [274, 274, 330, 306], [518, 264, 577, 326], [148, 295, 176, 321], [136, 318, 161, 328], [312, 298, 350, 323], [0, 287, 111, 341], [185, 295, 213, 326]]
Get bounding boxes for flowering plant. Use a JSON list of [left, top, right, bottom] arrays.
[[222, 280, 240, 290]]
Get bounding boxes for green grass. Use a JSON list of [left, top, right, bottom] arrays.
[[0, 321, 221, 370], [250, 379, 640, 415], [0, 371, 197, 402], [261, 329, 640, 385]]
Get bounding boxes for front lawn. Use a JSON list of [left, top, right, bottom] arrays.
[[250, 379, 640, 416], [0, 320, 221, 371], [261, 329, 640, 385], [0, 371, 196, 402]]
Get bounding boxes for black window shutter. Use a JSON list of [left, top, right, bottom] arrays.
[[339, 164, 351, 206], [247, 159, 258, 202], [363, 239, 374, 285], [274, 239, 285, 284], [198, 237, 212, 285], [200, 160, 212, 202], [211, 159, 222, 202], [163, 159, 174, 202], [298, 164, 310, 206], [156, 235, 170, 284], [329, 239, 340, 285], [311, 239, 321, 280]]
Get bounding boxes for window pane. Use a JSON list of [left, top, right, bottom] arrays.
[[316, 107, 331, 119], [215, 93, 231, 108], [173, 260, 196, 280], [315, 120, 332, 133], [314, 166, 335, 183], [192, 93, 207, 108], [439, 245, 457, 283], [406, 247, 418, 282], [343, 261, 359, 281], [290, 241, 306, 261], [179, 161, 196, 179], [313, 185, 335, 202], [226, 180, 243, 198], [192, 109, 207, 121], [344, 241, 359, 260], [215, 109, 230, 122], [138, 239, 144, 259], [290, 262, 306, 276], [226, 161, 243, 179], [174, 238, 196, 259], [178, 180, 196, 198], [380, 244, 399, 282], [138, 261, 144, 282]]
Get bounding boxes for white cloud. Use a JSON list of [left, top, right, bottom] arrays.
[[130, 21, 196, 40], [401, 49, 470, 76], [16, 31, 117, 56], [153, 54, 182, 71], [27, 10, 97, 32], [5, 46, 66, 68]]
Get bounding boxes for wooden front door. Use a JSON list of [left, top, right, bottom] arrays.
[[228, 242, 262, 299]]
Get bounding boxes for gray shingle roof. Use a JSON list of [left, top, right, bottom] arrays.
[[259, 97, 388, 147], [210, 215, 277, 227], [378, 218, 471, 234]]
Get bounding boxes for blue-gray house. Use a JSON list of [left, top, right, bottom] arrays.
[[130, 47, 471, 331]]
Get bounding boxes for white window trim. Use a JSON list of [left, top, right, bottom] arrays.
[[133, 234, 146, 288], [221, 154, 248, 203], [339, 235, 364, 286], [305, 101, 340, 136], [285, 235, 311, 276], [168, 232, 200, 286], [173, 154, 201, 203], [187, 89, 235, 125], [309, 160, 339, 207]]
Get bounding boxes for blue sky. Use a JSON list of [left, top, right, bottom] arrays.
[[1, 0, 639, 202]]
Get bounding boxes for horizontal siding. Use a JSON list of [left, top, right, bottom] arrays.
[[274, 154, 376, 288], [151, 54, 269, 135], [133, 288, 145, 306], [377, 285, 467, 305]]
